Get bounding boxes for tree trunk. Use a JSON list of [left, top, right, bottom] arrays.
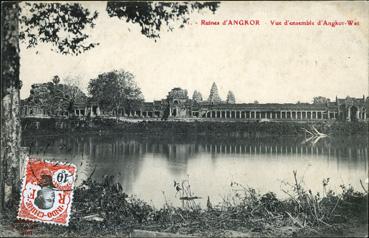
[[1, 2, 21, 211]]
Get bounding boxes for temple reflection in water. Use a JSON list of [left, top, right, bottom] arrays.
[[24, 136, 368, 160], [24, 134, 368, 168], [23, 134, 368, 206]]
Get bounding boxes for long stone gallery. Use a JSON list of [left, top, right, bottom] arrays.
[[21, 83, 368, 122]]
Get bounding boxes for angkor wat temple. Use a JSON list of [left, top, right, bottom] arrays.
[[21, 84, 368, 122]]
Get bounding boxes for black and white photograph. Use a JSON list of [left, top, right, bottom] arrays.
[[1, 1, 368, 237]]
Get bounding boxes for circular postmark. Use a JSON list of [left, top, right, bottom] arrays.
[[52, 169, 74, 191]]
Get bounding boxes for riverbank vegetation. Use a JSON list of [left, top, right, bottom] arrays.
[[21, 117, 368, 137], [1, 172, 367, 237]]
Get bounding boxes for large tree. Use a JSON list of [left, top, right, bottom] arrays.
[[1, 2, 22, 211], [26, 76, 87, 116], [88, 70, 144, 116], [1, 1, 219, 210]]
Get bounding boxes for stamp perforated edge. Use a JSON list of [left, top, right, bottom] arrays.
[[16, 156, 78, 226]]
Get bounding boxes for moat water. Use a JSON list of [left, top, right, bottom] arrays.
[[22, 134, 368, 207]]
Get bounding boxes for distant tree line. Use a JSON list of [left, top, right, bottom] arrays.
[[25, 70, 145, 117]]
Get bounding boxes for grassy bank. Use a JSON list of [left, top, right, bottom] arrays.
[[21, 117, 368, 137], [1, 172, 367, 237]]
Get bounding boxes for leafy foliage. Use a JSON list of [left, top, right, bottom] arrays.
[[19, 2, 99, 55], [26, 78, 87, 116], [88, 70, 144, 114], [18, 1, 220, 54], [106, 1, 220, 39], [51, 75, 60, 85]]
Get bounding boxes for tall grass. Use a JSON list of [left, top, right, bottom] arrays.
[[3, 171, 368, 236]]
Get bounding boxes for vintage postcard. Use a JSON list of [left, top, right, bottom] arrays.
[[1, 1, 368, 237]]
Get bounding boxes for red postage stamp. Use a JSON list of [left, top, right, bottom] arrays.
[[17, 157, 77, 226]]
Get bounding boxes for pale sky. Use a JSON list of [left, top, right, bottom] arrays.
[[20, 1, 368, 103]]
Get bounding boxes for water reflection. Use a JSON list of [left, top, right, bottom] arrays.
[[22, 134, 368, 207]]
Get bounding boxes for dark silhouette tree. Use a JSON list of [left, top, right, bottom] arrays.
[[106, 2, 219, 39], [88, 70, 144, 117], [26, 78, 87, 117], [52, 75, 60, 85], [1, 2, 22, 211]]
